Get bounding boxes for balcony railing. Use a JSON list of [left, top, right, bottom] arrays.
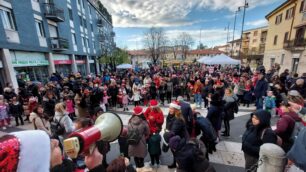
[[44, 3, 65, 22], [50, 37, 69, 51], [283, 39, 306, 51]]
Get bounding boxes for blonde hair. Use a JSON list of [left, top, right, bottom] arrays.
[[174, 109, 185, 122], [55, 103, 66, 114]]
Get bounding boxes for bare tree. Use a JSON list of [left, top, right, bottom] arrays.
[[170, 39, 180, 60], [143, 27, 167, 64], [177, 32, 194, 60]]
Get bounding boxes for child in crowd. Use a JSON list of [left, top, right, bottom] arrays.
[[101, 90, 110, 112], [264, 91, 276, 114], [243, 80, 253, 107], [148, 132, 162, 167], [0, 96, 10, 130], [65, 95, 75, 120], [117, 90, 123, 108], [9, 96, 24, 126], [122, 92, 129, 111], [118, 126, 129, 159]]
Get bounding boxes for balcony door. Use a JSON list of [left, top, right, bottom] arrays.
[[48, 24, 58, 38], [291, 58, 299, 74], [295, 27, 305, 45]]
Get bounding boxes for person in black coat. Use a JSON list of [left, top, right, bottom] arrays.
[[207, 93, 224, 135], [242, 110, 277, 170], [177, 96, 193, 135], [42, 91, 56, 119], [9, 96, 24, 126], [253, 72, 268, 110]]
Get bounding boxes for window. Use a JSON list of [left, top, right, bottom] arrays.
[[72, 33, 77, 45], [91, 23, 93, 32], [79, 15, 82, 26], [82, 37, 86, 46], [86, 38, 89, 48], [286, 7, 295, 19], [35, 20, 45, 37], [275, 14, 282, 24], [270, 58, 275, 67], [300, 0, 306, 12], [284, 32, 289, 42], [253, 39, 257, 43], [77, 0, 81, 5], [68, 9, 73, 21], [254, 31, 258, 36], [281, 54, 285, 65], [274, 35, 278, 45], [0, 7, 16, 30], [83, 18, 87, 28]]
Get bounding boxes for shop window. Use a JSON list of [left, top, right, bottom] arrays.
[[35, 20, 45, 37], [0, 6, 17, 30], [274, 35, 278, 45], [281, 54, 285, 65]]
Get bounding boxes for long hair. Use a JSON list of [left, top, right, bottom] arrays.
[[151, 106, 162, 114], [106, 157, 126, 172], [174, 109, 185, 123], [55, 103, 66, 114]]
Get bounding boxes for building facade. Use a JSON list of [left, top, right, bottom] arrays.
[[0, 0, 115, 90], [227, 39, 241, 58], [264, 0, 306, 75], [242, 26, 268, 68]]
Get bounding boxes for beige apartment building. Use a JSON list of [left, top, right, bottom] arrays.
[[264, 0, 306, 75], [242, 26, 268, 68]]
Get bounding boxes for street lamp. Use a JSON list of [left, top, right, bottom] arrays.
[[231, 10, 239, 57], [238, 0, 249, 65]]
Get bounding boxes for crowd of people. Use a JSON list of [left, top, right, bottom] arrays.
[[0, 63, 305, 172]]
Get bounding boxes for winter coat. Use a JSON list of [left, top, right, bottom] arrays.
[[53, 111, 75, 134], [65, 99, 74, 114], [264, 96, 276, 109], [242, 110, 277, 158], [128, 115, 150, 158], [42, 97, 56, 117], [122, 95, 129, 105], [166, 114, 176, 131], [30, 112, 51, 136], [275, 112, 301, 152], [9, 102, 23, 117], [144, 108, 164, 134], [287, 127, 306, 171], [254, 78, 268, 98], [50, 159, 74, 172], [223, 101, 236, 121], [207, 103, 224, 132], [148, 133, 161, 155], [180, 101, 193, 135], [171, 118, 188, 139], [0, 104, 9, 120], [195, 114, 217, 143], [74, 94, 88, 118]]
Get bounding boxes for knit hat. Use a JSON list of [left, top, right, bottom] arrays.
[[0, 130, 51, 171], [149, 99, 159, 107], [169, 101, 181, 110], [133, 106, 144, 116]]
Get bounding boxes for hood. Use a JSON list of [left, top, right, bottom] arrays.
[[254, 110, 271, 127], [29, 112, 39, 122]]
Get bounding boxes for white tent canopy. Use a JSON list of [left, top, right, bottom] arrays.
[[197, 56, 212, 63], [198, 54, 240, 65], [116, 63, 133, 69]]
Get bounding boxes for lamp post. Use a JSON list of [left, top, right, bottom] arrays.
[[238, 0, 249, 65], [231, 10, 239, 57]]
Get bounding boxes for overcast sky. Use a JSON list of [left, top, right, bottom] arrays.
[[99, 0, 284, 50]]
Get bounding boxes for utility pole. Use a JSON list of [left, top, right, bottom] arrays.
[[238, 0, 249, 64], [225, 23, 230, 55], [231, 10, 239, 57]]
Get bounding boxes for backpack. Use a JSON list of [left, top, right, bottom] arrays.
[[284, 115, 304, 142], [127, 124, 142, 145], [50, 116, 65, 136], [261, 128, 282, 146]]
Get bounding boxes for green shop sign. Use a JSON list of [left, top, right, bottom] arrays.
[[12, 60, 49, 67]]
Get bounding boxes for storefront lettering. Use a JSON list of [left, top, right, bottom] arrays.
[[12, 60, 49, 67]]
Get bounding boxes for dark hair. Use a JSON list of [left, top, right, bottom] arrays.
[[75, 118, 92, 128], [33, 104, 44, 114], [106, 156, 126, 172]]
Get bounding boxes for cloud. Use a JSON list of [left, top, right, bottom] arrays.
[[99, 0, 281, 28], [117, 28, 241, 50], [245, 19, 268, 27]]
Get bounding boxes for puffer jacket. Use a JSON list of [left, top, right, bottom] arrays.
[[53, 111, 74, 134], [30, 112, 51, 136], [128, 115, 150, 158], [144, 108, 164, 134]]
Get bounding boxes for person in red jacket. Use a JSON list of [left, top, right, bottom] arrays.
[[144, 99, 164, 134]]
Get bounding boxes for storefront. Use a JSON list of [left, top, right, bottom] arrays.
[[89, 57, 95, 74], [53, 54, 72, 76], [0, 60, 4, 94], [10, 51, 49, 83], [75, 55, 86, 76]]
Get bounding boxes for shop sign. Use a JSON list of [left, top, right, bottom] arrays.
[[76, 60, 85, 64], [88, 60, 95, 63], [54, 60, 72, 65], [12, 60, 49, 67]]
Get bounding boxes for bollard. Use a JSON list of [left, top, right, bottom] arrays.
[[257, 143, 286, 172]]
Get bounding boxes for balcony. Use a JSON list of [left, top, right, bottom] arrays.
[[97, 19, 103, 27], [283, 39, 306, 51], [50, 37, 69, 51], [44, 3, 65, 22], [97, 34, 106, 42]]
